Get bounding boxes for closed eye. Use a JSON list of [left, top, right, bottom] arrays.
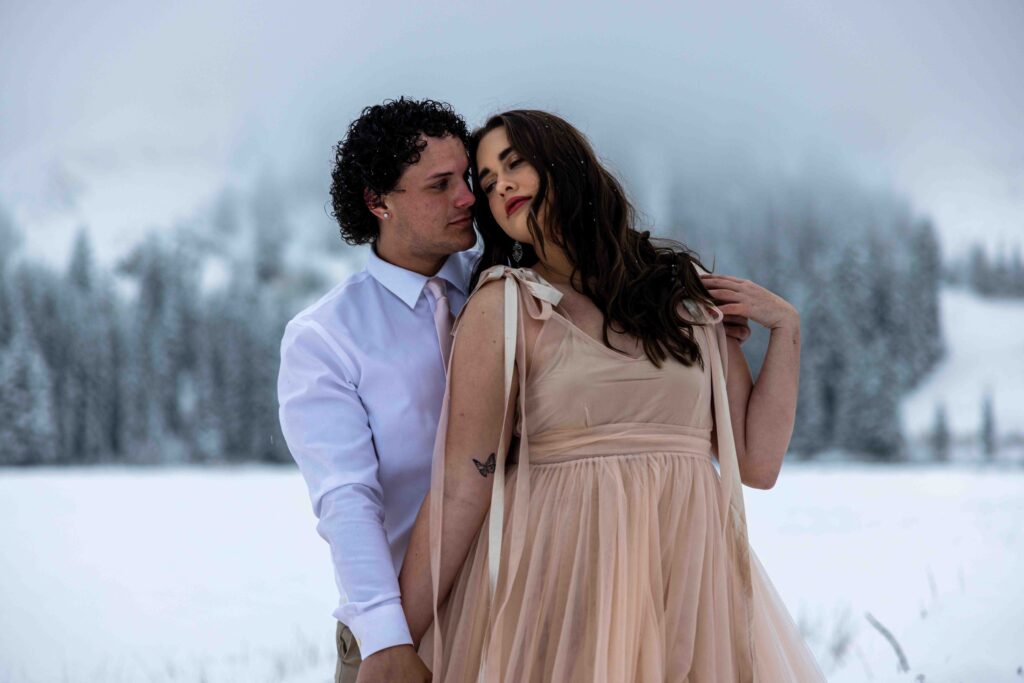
[[482, 157, 523, 195]]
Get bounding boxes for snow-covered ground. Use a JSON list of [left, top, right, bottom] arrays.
[[901, 287, 1024, 443], [1, 465, 1021, 683]]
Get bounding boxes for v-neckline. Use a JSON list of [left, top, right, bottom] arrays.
[[550, 309, 647, 362], [525, 267, 647, 362]]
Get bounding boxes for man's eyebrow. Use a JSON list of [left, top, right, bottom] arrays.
[[423, 170, 453, 182], [478, 147, 514, 180]]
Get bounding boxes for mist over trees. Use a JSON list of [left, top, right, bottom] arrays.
[[0, 180, 321, 466], [0, 166, 946, 465], [662, 170, 945, 460]]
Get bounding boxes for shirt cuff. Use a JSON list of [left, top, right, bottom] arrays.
[[341, 601, 414, 659]]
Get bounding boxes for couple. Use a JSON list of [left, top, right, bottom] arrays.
[[278, 98, 826, 682]]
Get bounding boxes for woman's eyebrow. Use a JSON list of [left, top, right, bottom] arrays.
[[478, 147, 514, 180]]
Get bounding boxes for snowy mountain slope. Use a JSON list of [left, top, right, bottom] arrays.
[[901, 287, 1024, 440]]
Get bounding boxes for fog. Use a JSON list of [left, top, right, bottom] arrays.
[[2, 0, 1022, 264]]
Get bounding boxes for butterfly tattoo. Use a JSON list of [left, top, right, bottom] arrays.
[[473, 453, 497, 478]]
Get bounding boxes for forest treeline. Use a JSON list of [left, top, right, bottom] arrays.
[[0, 171, 946, 465], [947, 242, 1024, 298]]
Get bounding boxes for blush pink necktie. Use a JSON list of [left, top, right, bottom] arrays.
[[425, 277, 453, 372]]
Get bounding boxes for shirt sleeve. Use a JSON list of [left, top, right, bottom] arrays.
[[277, 319, 413, 658]]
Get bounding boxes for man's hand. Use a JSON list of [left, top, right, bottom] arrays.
[[722, 313, 752, 345], [355, 644, 431, 683]]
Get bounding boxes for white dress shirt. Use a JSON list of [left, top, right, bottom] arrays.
[[278, 245, 480, 658]]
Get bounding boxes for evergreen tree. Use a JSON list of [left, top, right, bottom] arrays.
[[68, 227, 94, 292], [0, 206, 23, 347], [252, 174, 288, 284], [834, 337, 904, 460], [790, 263, 842, 456], [908, 220, 945, 377], [929, 402, 951, 463], [9, 263, 76, 462], [212, 188, 241, 238], [0, 286, 58, 466], [0, 267, 13, 348], [1011, 244, 1024, 295], [63, 228, 111, 462], [0, 203, 21, 271], [968, 244, 993, 295], [117, 235, 202, 462], [981, 390, 997, 461]]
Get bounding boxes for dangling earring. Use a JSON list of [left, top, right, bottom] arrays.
[[511, 241, 523, 265]]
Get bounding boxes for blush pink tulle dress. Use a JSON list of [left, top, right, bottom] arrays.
[[418, 265, 826, 682]]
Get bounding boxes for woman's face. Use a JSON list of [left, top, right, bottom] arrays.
[[475, 126, 546, 244]]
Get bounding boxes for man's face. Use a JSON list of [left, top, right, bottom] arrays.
[[377, 135, 476, 261]]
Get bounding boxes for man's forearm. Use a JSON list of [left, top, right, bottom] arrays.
[[318, 489, 414, 657]]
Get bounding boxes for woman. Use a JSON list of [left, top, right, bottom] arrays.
[[398, 110, 825, 681]]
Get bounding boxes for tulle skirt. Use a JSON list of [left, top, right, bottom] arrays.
[[419, 448, 826, 682]]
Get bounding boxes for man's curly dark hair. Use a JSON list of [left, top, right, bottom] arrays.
[[329, 97, 471, 245]]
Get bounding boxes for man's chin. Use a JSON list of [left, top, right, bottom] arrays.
[[453, 227, 478, 252]]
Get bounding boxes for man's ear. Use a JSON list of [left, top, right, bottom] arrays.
[[364, 188, 390, 221]]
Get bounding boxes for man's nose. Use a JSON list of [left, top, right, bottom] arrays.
[[455, 178, 475, 208]]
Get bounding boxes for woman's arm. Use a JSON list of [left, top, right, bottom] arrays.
[[398, 279, 519, 647], [702, 274, 801, 490]]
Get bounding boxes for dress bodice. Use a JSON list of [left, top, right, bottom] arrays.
[[523, 307, 716, 438]]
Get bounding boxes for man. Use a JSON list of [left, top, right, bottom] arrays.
[[278, 97, 476, 683], [278, 97, 752, 683]]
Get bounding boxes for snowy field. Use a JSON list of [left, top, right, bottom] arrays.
[[1, 465, 1021, 683], [902, 287, 1024, 443]]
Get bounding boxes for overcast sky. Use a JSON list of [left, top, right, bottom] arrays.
[[1, 0, 1021, 265]]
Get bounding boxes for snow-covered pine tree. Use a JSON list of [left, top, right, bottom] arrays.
[[1011, 244, 1024, 296], [981, 390, 997, 461], [831, 239, 904, 460], [929, 401, 950, 463], [63, 228, 110, 463], [835, 336, 904, 460], [8, 263, 76, 462], [790, 258, 844, 456], [908, 220, 944, 378], [252, 174, 288, 285], [117, 236, 196, 462], [0, 203, 20, 272], [968, 244, 994, 295], [0, 279, 58, 466]]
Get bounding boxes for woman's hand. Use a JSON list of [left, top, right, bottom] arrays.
[[700, 274, 799, 331], [722, 314, 752, 344], [700, 272, 801, 489]]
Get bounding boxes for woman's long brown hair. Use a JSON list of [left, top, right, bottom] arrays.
[[469, 110, 719, 369]]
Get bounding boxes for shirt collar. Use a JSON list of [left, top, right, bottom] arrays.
[[366, 244, 480, 310]]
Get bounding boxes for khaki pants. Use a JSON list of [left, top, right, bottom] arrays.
[[335, 622, 362, 683]]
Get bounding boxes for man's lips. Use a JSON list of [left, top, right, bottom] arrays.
[[449, 215, 472, 226], [505, 196, 530, 217]]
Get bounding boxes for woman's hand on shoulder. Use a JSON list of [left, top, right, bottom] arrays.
[[722, 314, 752, 344], [699, 273, 799, 332]]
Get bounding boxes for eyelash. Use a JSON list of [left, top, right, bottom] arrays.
[[483, 158, 522, 195]]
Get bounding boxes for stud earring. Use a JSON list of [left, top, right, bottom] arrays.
[[383, 212, 390, 219]]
